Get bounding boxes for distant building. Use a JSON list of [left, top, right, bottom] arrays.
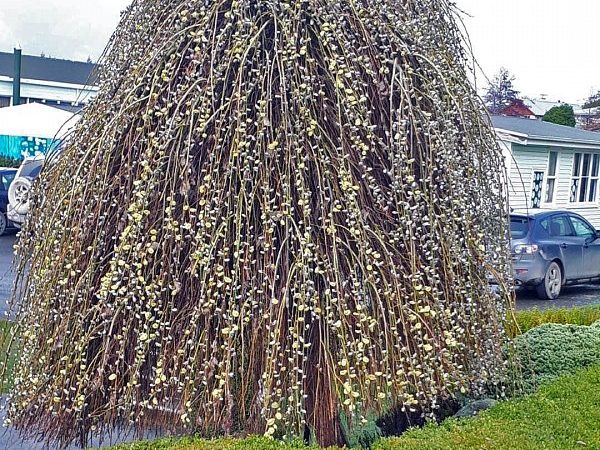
[[0, 51, 99, 112], [500, 97, 597, 130], [498, 99, 536, 119], [523, 98, 573, 119]]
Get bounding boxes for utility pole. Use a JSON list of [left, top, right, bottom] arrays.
[[13, 48, 22, 106]]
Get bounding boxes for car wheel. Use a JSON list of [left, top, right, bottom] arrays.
[[0, 212, 7, 236], [536, 261, 562, 300], [8, 176, 33, 215]]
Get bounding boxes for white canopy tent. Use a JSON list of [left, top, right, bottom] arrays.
[[0, 103, 80, 139]]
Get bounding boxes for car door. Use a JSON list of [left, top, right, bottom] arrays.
[[546, 214, 584, 280], [0, 173, 11, 211], [569, 215, 600, 278]]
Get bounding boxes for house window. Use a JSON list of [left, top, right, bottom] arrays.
[[570, 153, 600, 203], [531, 171, 544, 209], [545, 152, 558, 203]]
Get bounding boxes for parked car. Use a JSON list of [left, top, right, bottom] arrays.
[[511, 210, 600, 299], [0, 167, 18, 235], [7, 155, 44, 228]]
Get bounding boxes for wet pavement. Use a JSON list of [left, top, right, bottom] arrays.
[[515, 283, 600, 310], [0, 233, 17, 319]]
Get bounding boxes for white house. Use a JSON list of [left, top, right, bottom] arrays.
[[492, 115, 600, 228], [0, 51, 99, 111]]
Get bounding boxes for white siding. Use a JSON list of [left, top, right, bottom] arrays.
[[0, 79, 97, 105], [507, 142, 600, 229], [558, 149, 600, 228], [507, 143, 550, 210]]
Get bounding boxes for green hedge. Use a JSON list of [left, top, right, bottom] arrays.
[[109, 364, 600, 450], [509, 306, 600, 337], [0, 156, 21, 168]]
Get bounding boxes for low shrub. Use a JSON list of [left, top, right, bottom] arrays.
[[0, 156, 21, 168], [509, 306, 600, 337], [512, 323, 600, 390]]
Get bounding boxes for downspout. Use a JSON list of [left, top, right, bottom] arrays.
[[13, 48, 22, 106]]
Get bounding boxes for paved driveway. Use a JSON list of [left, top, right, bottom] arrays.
[[0, 233, 18, 319], [0, 401, 164, 449], [516, 284, 600, 310]]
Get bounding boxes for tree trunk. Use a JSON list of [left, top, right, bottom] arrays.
[[304, 322, 347, 447]]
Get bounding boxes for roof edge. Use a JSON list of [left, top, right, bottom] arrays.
[[494, 126, 600, 150]]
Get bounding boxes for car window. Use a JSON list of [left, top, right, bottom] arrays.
[[542, 215, 575, 237], [533, 219, 550, 239], [0, 173, 15, 191], [510, 216, 530, 239], [569, 216, 595, 239], [19, 160, 44, 178]]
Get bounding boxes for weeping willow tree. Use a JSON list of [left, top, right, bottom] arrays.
[[3, 0, 512, 447]]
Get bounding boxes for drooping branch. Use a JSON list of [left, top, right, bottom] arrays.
[[4, 0, 512, 448]]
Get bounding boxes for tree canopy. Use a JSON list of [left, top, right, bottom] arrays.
[[484, 68, 520, 114], [3, 0, 512, 448], [583, 91, 600, 110], [543, 104, 576, 127]]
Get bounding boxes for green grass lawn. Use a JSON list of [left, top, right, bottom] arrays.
[[509, 306, 600, 337], [375, 364, 600, 450], [110, 364, 600, 450]]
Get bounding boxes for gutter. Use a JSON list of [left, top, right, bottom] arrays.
[[0, 75, 99, 92], [494, 128, 600, 151]]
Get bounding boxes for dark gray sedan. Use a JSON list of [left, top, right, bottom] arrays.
[[511, 210, 600, 299]]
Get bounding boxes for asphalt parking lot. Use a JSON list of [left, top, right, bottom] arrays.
[[516, 284, 600, 310], [0, 233, 18, 319]]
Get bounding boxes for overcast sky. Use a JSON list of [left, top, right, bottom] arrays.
[[0, 0, 130, 62], [455, 0, 600, 104], [0, 0, 598, 104]]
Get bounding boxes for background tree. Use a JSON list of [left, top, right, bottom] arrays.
[[484, 67, 520, 114], [543, 104, 576, 127], [581, 90, 600, 131], [583, 91, 600, 109]]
